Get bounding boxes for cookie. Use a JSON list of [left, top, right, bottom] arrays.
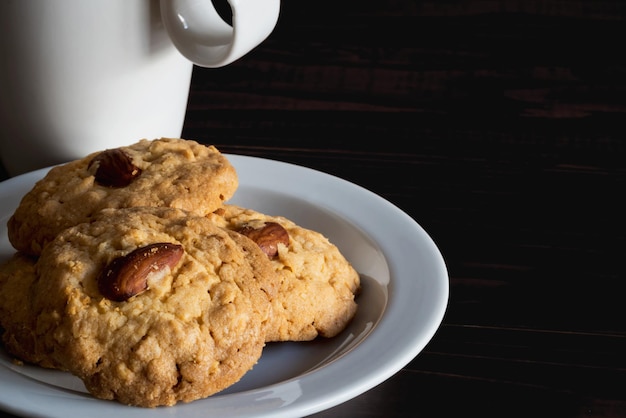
[[208, 205, 361, 342], [7, 138, 238, 255], [1, 207, 274, 407], [0, 252, 51, 367]]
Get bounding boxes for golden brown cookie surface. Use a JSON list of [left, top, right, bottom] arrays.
[[8, 138, 238, 255], [0, 252, 49, 367], [209, 205, 361, 342], [2, 207, 272, 407]]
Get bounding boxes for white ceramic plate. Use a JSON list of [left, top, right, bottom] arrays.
[[0, 155, 449, 418]]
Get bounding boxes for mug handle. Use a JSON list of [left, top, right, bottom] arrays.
[[160, 0, 280, 68]]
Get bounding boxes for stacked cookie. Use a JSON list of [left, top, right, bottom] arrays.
[[0, 138, 360, 407]]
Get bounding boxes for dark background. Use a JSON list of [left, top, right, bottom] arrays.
[[2, 1, 625, 417]]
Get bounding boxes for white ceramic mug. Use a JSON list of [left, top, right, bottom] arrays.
[[0, 0, 280, 176]]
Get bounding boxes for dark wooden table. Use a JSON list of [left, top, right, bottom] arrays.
[[2, 1, 625, 416]]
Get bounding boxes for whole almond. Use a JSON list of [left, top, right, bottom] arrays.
[[89, 148, 142, 187], [98, 242, 184, 302], [238, 222, 289, 259]]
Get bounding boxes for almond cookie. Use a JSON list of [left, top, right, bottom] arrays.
[[208, 205, 361, 342], [2, 207, 274, 407], [7, 138, 238, 255]]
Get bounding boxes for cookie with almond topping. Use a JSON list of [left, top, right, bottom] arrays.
[[7, 138, 238, 255], [208, 204, 361, 342], [1, 207, 274, 407]]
